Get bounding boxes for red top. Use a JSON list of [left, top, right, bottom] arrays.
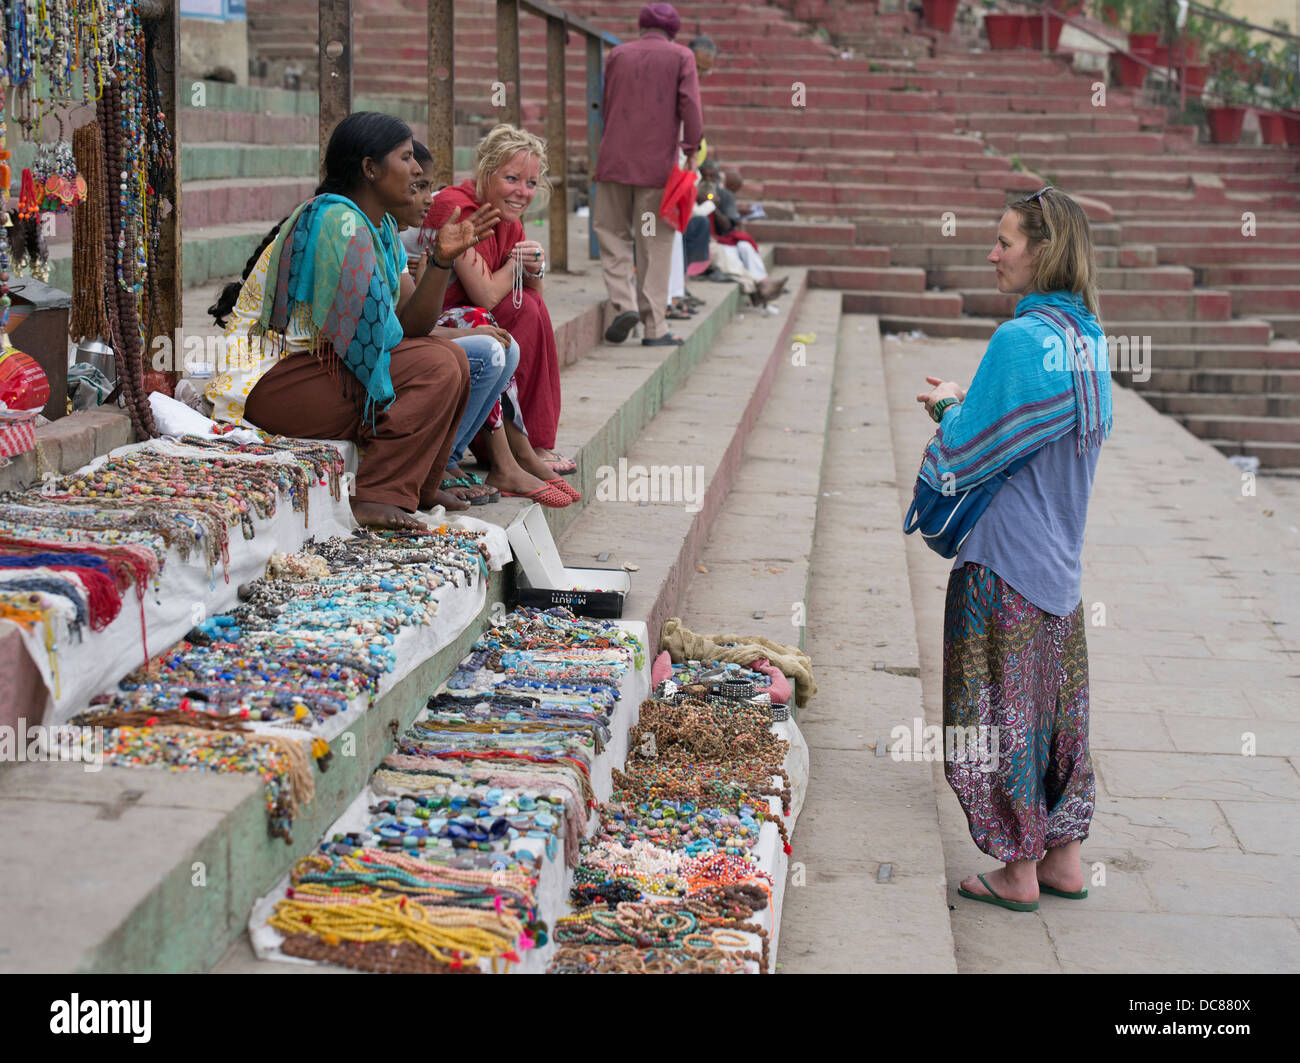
[[594, 30, 704, 188], [423, 179, 525, 309]]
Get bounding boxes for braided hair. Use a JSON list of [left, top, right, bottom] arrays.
[[207, 218, 288, 328]]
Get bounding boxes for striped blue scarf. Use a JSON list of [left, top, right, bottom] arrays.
[[918, 290, 1113, 493]]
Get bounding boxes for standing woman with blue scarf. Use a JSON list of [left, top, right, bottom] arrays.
[[916, 187, 1113, 912], [221, 112, 499, 529]]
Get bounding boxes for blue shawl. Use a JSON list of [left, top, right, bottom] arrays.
[[918, 290, 1113, 493], [256, 193, 405, 419]]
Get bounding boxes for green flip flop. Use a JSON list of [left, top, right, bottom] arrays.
[[957, 873, 1039, 912], [1039, 884, 1088, 900]]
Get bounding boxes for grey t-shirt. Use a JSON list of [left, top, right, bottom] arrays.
[[953, 429, 1101, 617]]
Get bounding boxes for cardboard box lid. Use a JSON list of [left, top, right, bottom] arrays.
[[506, 504, 631, 594]]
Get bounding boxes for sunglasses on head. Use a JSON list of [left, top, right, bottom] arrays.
[[1025, 186, 1053, 205]]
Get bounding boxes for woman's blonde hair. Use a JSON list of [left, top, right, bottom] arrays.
[[1008, 187, 1100, 317], [474, 124, 551, 212]]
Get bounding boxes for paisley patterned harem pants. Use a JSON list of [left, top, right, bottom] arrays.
[[942, 563, 1095, 862]]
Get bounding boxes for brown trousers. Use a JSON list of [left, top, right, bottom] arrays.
[[593, 180, 676, 340], [245, 336, 470, 511]]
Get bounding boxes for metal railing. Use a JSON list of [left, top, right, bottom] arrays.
[[316, 0, 620, 271]]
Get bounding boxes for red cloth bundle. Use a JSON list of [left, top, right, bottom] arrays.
[[658, 165, 698, 235]]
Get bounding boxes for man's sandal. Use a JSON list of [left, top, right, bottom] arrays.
[[957, 874, 1039, 912]]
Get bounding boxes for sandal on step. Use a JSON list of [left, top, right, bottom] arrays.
[[1039, 884, 1088, 900], [440, 477, 494, 506], [500, 484, 572, 508], [539, 451, 577, 474], [547, 477, 581, 502], [957, 873, 1039, 912]]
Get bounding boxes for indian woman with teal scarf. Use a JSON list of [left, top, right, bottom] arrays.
[[915, 188, 1112, 913], [236, 112, 499, 530]]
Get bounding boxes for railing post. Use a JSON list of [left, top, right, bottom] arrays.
[[319, 0, 354, 173], [586, 34, 604, 261], [497, 0, 522, 128], [429, 0, 455, 188], [546, 17, 569, 272]]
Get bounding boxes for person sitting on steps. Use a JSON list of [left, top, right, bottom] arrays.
[[206, 111, 497, 528]]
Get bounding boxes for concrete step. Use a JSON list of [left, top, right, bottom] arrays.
[[890, 243, 1122, 268], [1156, 243, 1300, 267], [1176, 413, 1300, 445], [842, 290, 965, 317], [1139, 343, 1300, 370], [1265, 315, 1300, 341], [676, 288, 840, 652], [1122, 219, 1300, 244], [929, 265, 1194, 291], [851, 217, 1123, 247], [774, 244, 893, 268], [1197, 265, 1300, 287], [1196, 439, 1300, 468], [1224, 288, 1300, 316], [760, 180, 1009, 210], [806, 266, 927, 292], [1130, 367, 1300, 394], [959, 289, 1235, 322], [551, 272, 812, 656], [182, 142, 318, 182], [1141, 392, 1300, 418], [181, 177, 318, 230]]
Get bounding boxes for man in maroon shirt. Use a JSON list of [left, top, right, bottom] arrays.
[[594, 3, 704, 347]]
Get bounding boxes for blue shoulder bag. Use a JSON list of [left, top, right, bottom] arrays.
[[902, 306, 1082, 558]]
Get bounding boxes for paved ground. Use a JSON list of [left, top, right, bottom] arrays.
[[882, 332, 1300, 974]]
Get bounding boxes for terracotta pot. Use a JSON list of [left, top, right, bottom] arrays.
[[921, 0, 959, 32], [1111, 51, 1146, 89], [1205, 105, 1247, 144], [984, 13, 1027, 50], [1257, 109, 1287, 146], [1128, 32, 1158, 57], [1151, 45, 1169, 67], [1026, 12, 1064, 51], [1182, 63, 1208, 97], [1282, 111, 1300, 147]]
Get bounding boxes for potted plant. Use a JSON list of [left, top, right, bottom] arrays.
[[922, 0, 961, 33], [1026, 4, 1066, 51], [984, 1, 1030, 49], [1203, 48, 1251, 143], [1126, 0, 1160, 57], [1275, 63, 1300, 148]]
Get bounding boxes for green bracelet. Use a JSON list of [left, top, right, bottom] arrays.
[[930, 397, 958, 424]]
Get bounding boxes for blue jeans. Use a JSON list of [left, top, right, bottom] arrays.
[[448, 332, 520, 467]]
